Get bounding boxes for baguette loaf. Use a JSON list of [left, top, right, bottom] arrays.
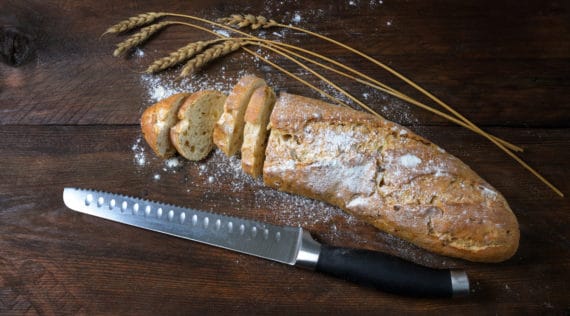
[[170, 90, 227, 161], [241, 85, 277, 178], [213, 75, 266, 156], [263, 93, 519, 262], [141, 93, 190, 158]]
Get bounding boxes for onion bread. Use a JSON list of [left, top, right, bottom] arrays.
[[170, 91, 227, 161], [241, 85, 277, 178], [213, 75, 266, 156], [262, 93, 519, 262], [141, 93, 190, 158]]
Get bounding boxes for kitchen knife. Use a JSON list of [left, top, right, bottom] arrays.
[[63, 187, 469, 298]]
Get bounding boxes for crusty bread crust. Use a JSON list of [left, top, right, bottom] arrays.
[[213, 75, 266, 156], [141, 93, 190, 158], [170, 90, 227, 161], [242, 85, 276, 178], [263, 93, 520, 262]]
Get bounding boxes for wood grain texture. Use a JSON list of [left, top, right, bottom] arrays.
[[1, 0, 569, 314]]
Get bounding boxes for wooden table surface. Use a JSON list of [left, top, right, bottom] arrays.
[[1, 0, 569, 314]]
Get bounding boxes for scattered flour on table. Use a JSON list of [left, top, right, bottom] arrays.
[[132, 136, 147, 167], [134, 48, 145, 58], [140, 71, 247, 104], [292, 12, 302, 24], [214, 29, 231, 38], [163, 157, 183, 173]]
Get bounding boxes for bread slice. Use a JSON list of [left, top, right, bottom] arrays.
[[213, 75, 266, 157], [263, 93, 519, 263], [241, 85, 276, 178], [170, 90, 227, 161], [141, 93, 190, 158]]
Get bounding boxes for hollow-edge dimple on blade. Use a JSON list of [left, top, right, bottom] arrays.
[[63, 187, 302, 265]]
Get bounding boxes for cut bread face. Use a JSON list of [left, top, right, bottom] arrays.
[[213, 75, 266, 157], [141, 93, 190, 159], [241, 85, 276, 178], [170, 90, 227, 161]]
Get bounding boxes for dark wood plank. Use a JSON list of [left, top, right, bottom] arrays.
[[1, 0, 569, 314], [1, 0, 568, 126], [0, 125, 568, 314]]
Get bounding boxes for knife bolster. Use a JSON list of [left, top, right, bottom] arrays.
[[294, 230, 322, 270]]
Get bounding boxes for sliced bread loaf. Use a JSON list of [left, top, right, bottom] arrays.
[[241, 85, 276, 178], [213, 75, 266, 157], [170, 90, 227, 161], [141, 93, 190, 158]]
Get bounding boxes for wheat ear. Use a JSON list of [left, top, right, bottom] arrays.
[[113, 21, 172, 57], [179, 40, 245, 78], [104, 12, 167, 35], [146, 39, 223, 73], [217, 14, 278, 29]]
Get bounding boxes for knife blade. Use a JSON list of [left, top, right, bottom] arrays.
[[63, 187, 469, 298]]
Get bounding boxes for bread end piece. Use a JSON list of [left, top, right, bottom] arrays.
[[141, 93, 190, 159], [213, 75, 266, 157], [170, 90, 227, 161], [241, 85, 276, 178]]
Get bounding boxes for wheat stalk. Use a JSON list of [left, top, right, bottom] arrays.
[[113, 21, 172, 57], [104, 12, 167, 35], [179, 39, 245, 78], [146, 39, 222, 73]]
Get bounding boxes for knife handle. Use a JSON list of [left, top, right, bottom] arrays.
[[315, 246, 469, 298]]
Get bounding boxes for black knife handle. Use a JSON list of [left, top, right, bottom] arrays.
[[315, 246, 469, 298]]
